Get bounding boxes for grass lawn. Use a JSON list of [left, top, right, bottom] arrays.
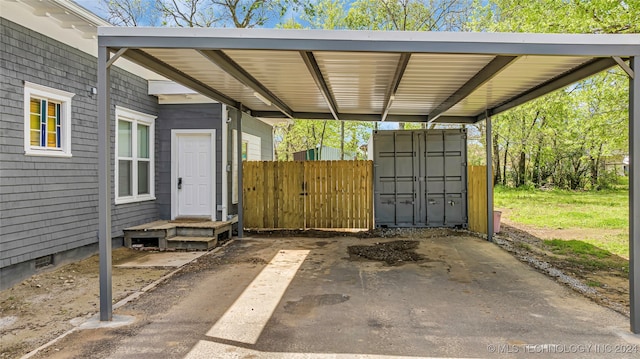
[[494, 185, 629, 258]]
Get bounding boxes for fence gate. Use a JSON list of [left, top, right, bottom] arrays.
[[243, 161, 374, 229], [372, 129, 468, 228]]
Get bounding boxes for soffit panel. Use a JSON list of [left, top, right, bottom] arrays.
[[142, 48, 271, 111], [314, 52, 400, 114], [389, 54, 496, 115], [222, 50, 328, 113], [445, 55, 592, 116]]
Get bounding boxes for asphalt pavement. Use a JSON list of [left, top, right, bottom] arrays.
[[29, 232, 640, 358]]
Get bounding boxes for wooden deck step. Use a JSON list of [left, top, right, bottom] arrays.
[[123, 220, 233, 250], [167, 236, 218, 250]]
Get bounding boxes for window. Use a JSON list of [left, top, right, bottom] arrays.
[[24, 82, 74, 157], [115, 107, 156, 204]]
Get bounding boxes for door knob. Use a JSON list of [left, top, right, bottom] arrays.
[[178, 177, 182, 189]]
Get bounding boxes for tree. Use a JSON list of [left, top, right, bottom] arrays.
[[103, 0, 162, 26], [103, 0, 294, 28], [344, 0, 472, 31], [470, 0, 636, 189]]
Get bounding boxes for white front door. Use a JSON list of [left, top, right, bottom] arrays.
[[173, 131, 215, 219]]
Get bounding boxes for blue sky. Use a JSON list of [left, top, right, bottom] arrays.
[[75, 0, 107, 20]]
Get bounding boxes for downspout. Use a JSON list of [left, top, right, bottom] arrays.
[[221, 104, 228, 221]]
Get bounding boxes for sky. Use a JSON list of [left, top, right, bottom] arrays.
[[74, 0, 108, 20], [72, 0, 301, 27]]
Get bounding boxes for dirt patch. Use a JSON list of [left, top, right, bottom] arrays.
[[347, 240, 423, 265], [283, 294, 350, 315], [495, 223, 629, 316], [0, 248, 170, 359], [247, 227, 464, 239]]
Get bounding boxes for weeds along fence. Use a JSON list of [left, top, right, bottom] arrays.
[[243, 161, 374, 230]]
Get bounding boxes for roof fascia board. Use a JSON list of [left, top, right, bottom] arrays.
[[477, 57, 618, 121], [198, 50, 294, 118], [97, 28, 640, 56], [120, 48, 240, 109], [299, 51, 340, 121], [149, 80, 199, 95], [428, 55, 518, 122], [50, 0, 112, 27], [381, 53, 411, 122], [251, 111, 472, 123]]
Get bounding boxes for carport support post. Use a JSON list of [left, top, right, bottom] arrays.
[[236, 106, 244, 238], [630, 56, 639, 334], [97, 45, 113, 321], [486, 114, 494, 241]]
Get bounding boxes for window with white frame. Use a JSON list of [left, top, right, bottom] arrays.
[[115, 107, 156, 204], [24, 82, 74, 157]]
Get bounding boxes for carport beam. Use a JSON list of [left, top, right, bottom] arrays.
[[486, 114, 494, 241], [97, 45, 113, 321], [237, 106, 244, 239], [631, 56, 640, 334]]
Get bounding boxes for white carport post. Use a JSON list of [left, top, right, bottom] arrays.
[[97, 45, 113, 321], [486, 113, 494, 242], [236, 106, 244, 238], [630, 56, 639, 334]]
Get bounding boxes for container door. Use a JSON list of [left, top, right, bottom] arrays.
[[374, 131, 418, 227], [443, 130, 467, 226], [425, 131, 446, 226]]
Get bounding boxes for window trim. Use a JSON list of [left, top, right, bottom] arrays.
[[115, 106, 157, 205], [23, 82, 75, 157]]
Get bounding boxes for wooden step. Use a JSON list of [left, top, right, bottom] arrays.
[[166, 236, 218, 250], [123, 220, 232, 250]]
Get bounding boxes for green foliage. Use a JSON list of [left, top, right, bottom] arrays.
[[476, 1, 635, 190], [544, 239, 611, 259], [494, 186, 628, 230], [274, 120, 374, 160], [544, 239, 628, 272], [471, 0, 640, 34]]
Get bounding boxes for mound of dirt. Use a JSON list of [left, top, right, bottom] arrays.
[[347, 240, 423, 265]]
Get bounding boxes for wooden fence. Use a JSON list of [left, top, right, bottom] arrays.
[[243, 161, 374, 229], [467, 165, 489, 234]]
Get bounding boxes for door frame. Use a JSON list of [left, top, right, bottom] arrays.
[[170, 129, 216, 220]]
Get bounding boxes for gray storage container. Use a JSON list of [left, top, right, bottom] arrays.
[[372, 129, 468, 228]]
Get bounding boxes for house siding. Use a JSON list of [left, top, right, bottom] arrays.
[[0, 18, 159, 288], [227, 109, 274, 215], [156, 103, 223, 220]]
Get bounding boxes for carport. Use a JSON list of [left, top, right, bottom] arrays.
[[95, 28, 640, 332]]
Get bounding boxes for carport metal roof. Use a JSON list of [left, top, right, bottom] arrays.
[[96, 28, 640, 334], [98, 28, 638, 123]]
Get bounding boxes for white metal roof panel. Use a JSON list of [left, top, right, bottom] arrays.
[[390, 54, 495, 115], [446, 56, 592, 116], [314, 52, 400, 113], [222, 50, 327, 113], [143, 48, 271, 111], [101, 29, 639, 122]]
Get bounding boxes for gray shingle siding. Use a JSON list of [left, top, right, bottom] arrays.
[[156, 103, 223, 220], [0, 18, 159, 284]]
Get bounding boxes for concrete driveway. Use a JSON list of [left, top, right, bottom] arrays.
[[33, 231, 638, 358]]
